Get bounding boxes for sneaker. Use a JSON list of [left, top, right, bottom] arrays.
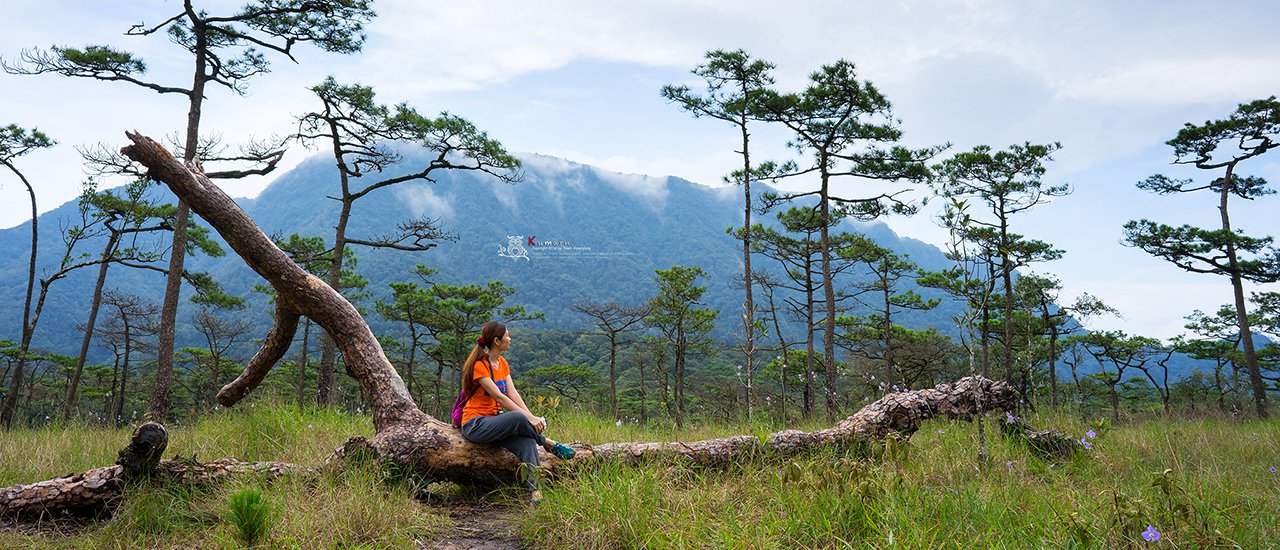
[[548, 441, 575, 460]]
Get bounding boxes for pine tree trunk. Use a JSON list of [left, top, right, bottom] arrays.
[[64, 234, 119, 421], [1218, 168, 1268, 418], [296, 319, 310, 411], [740, 121, 755, 424], [1, 162, 40, 430], [113, 327, 130, 429], [609, 334, 617, 419]]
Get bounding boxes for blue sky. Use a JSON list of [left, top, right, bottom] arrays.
[[1, 0, 1278, 339]]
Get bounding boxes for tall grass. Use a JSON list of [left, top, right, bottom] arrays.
[[524, 412, 1280, 549], [0, 398, 444, 549], [3, 402, 1277, 548]]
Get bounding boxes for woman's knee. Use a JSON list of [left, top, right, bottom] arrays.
[[506, 413, 540, 435], [503, 436, 541, 465]]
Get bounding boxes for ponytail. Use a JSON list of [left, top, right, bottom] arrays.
[[460, 321, 507, 395]]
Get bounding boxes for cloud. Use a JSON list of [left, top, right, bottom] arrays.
[[396, 184, 455, 223], [359, 1, 701, 95], [1059, 57, 1280, 104], [589, 166, 670, 206], [487, 176, 520, 214]]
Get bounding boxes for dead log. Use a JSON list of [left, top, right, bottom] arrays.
[[0, 422, 305, 519], [593, 376, 1020, 465], [1000, 413, 1085, 457]]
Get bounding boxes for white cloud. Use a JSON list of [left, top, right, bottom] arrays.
[[1059, 57, 1280, 104], [589, 166, 670, 206], [487, 176, 520, 214], [396, 185, 455, 224]]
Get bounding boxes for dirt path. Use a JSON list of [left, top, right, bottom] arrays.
[[419, 501, 526, 550]]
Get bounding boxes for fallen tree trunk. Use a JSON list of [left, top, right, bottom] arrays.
[[0, 133, 1057, 520], [0, 422, 307, 519], [593, 376, 1020, 465]]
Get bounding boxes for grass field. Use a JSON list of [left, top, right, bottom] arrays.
[[2, 402, 1278, 548]]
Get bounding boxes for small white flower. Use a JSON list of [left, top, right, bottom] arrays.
[[616, 420, 622, 427]]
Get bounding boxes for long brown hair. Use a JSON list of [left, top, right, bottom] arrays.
[[460, 321, 507, 395]]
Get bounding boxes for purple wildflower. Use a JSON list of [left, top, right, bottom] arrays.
[[1005, 411, 1016, 423], [1270, 467, 1277, 474], [1080, 439, 1092, 451], [1006, 460, 1013, 470], [1086, 429, 1097, 439], [1141, 525, 1160, 542]]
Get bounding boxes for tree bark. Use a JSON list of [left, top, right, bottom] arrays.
[[740, 120, 755, 425], [151, 7, 209, 424], [151, 202, 187, 423], [112, 324, 130, 428], [1217, 168, 1268, 418], [63, 234, 119, 421], [0, 161, 40, 429], [819, 163, 838, 423]]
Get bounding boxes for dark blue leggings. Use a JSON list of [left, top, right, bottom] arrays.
[[461, 412, 545, 491]]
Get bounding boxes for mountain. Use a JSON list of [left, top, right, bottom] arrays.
[[0, 148, 962, 355], [0, 146, 1231, 384]]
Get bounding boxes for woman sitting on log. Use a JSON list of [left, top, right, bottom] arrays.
[[458, 321, 576, 503]]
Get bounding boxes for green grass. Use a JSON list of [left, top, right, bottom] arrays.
[[1, 400, 446, 549], [524, 411, 1280, 549], [3, 404, 1278, 548]]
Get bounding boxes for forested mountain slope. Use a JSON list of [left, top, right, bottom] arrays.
[[0, 148, 960, 354]]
